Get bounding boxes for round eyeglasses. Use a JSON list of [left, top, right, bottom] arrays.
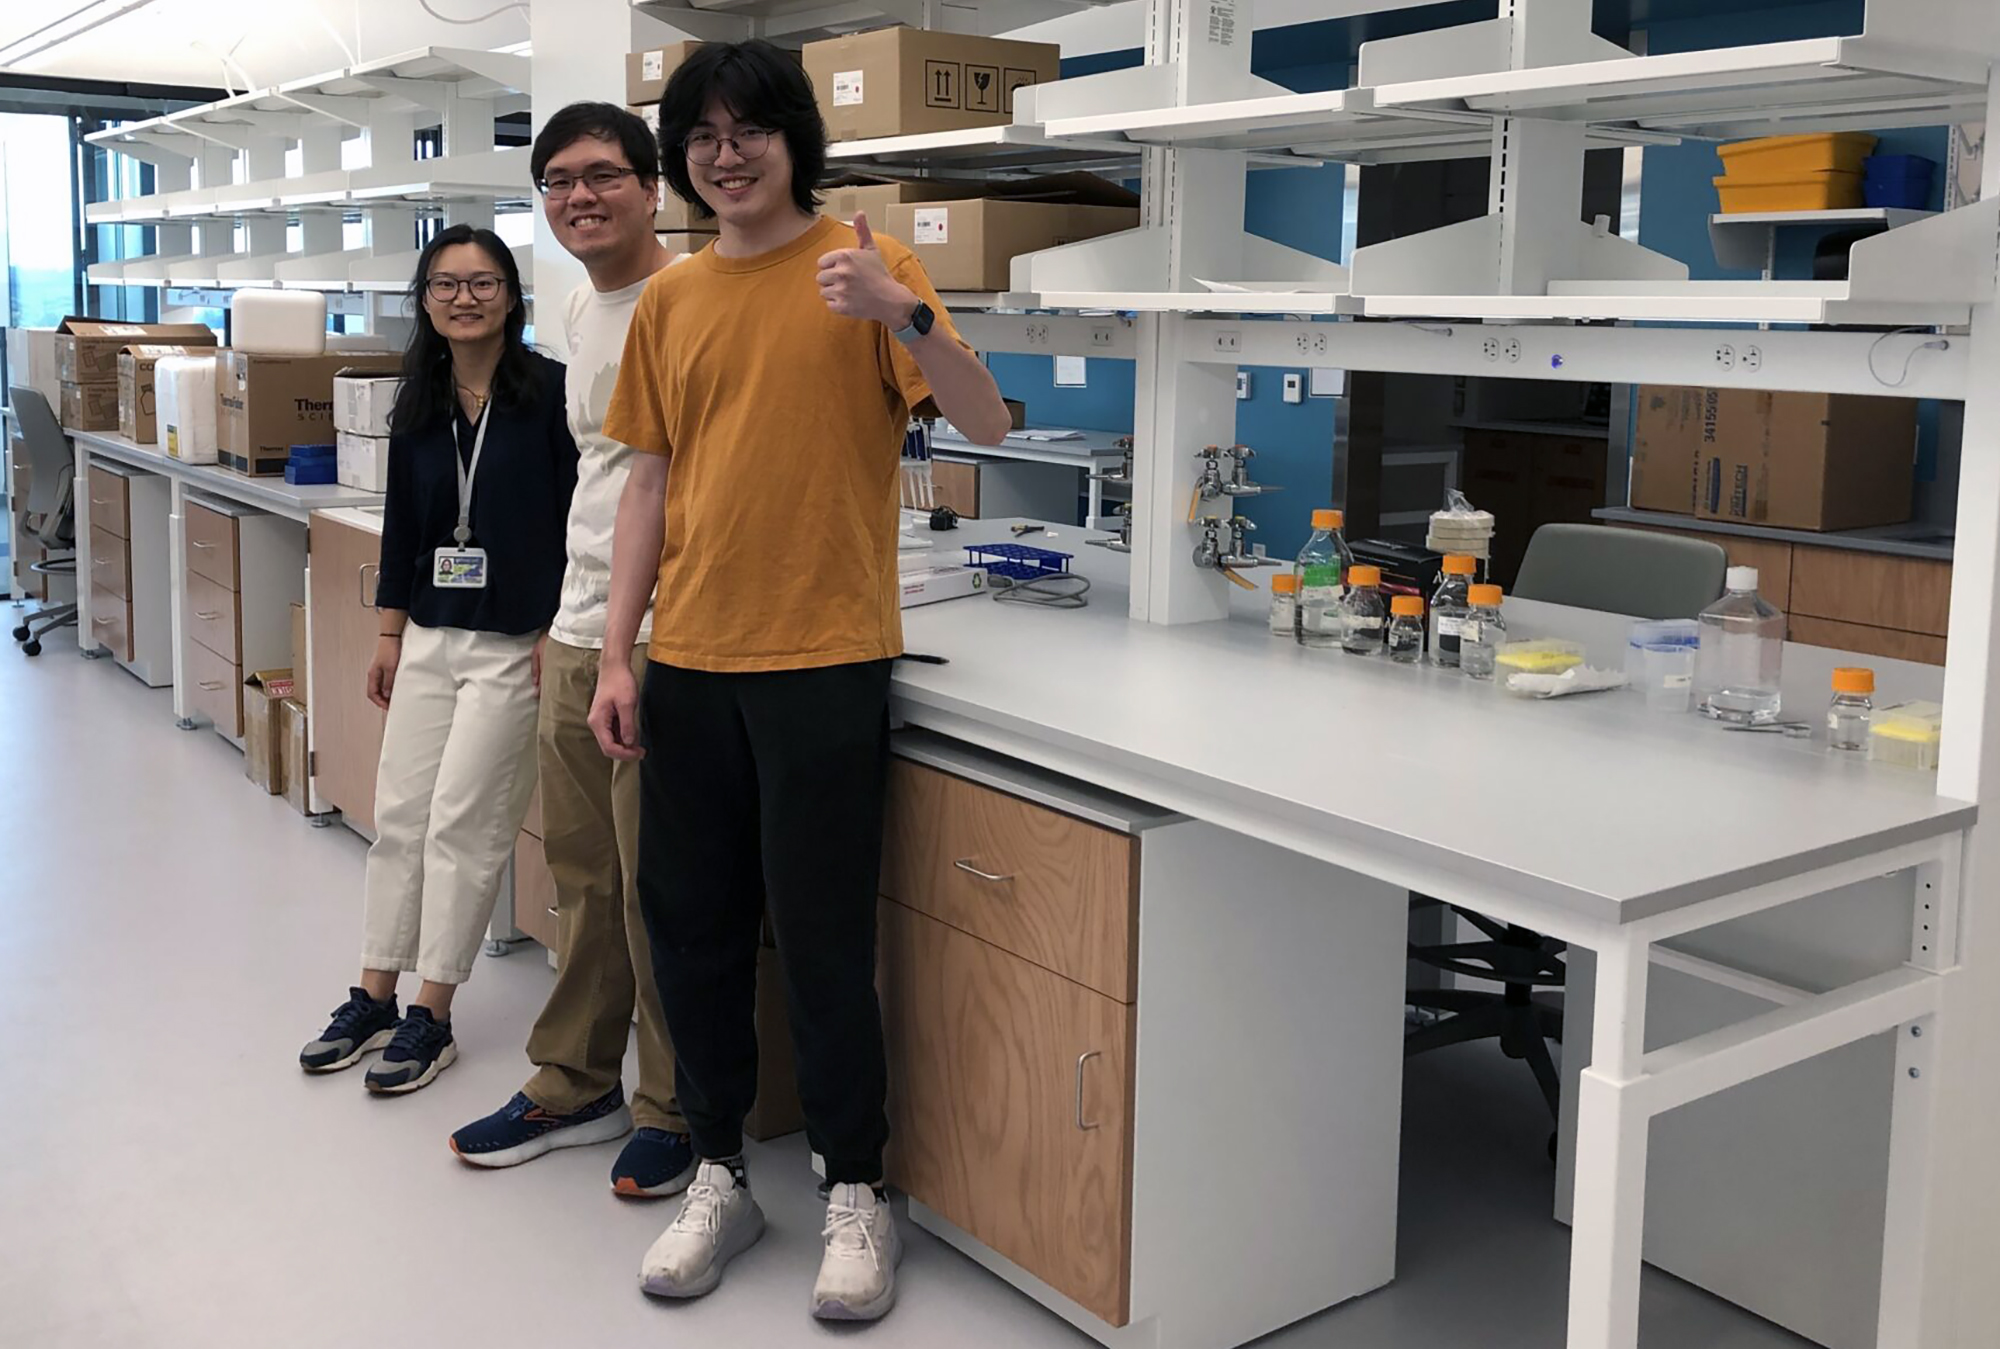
[[683, 129, 772, 165], [427, 274, 504, 303]]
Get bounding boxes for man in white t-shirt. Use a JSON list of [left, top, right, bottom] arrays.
[[448, 103, 700, 1196]]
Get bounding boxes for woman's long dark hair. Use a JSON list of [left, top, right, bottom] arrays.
[[388, 224, 536, 436]]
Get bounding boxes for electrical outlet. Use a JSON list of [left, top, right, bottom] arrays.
[[1213, 328, 1242, 354], [1089, 325, 1114, 349], [1713, 343, 1736, 371], [1740, 345, 1763, 372], [1310, 330, 1328, 356], [1025, 322, 1050, 346], [1502, 337, 1522, 364], [1283, 373, 1303, 404], [1236, 371, 1252, 400]]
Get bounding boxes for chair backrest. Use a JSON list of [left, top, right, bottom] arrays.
[[1512, 523, 1726, 620], [8, 386, 74, 547]]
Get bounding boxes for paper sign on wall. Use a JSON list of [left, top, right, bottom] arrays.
[[642, 50, 664, 81], [1054, 356, 1087, 387], [833, 70, 865, 106], [912, 207, 950, 245]]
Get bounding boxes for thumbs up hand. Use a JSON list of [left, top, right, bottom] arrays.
[[817, 210, 919, 326]]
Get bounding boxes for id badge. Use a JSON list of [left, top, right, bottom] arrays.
[[433, 547, 489, 589]]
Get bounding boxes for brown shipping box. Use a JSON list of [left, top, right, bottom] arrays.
[[1631, 385, 1711, 515], [885, 173, 1140, 292], [242, 668, 296, 795], [805, 27, 1059, 141], [60, 380, 121, 432], [280, 698, 311, 815], [218, 350, 399, 477], [626, 42, 706, 105], [290, 601, 309, 714], [821, 173, 988, 224], [118, 343, 208, 444], [55, 317, 213, 384]]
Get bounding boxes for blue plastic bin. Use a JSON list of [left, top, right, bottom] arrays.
[[285, 443, 338, 485], [1862, 154, 1936, 209]]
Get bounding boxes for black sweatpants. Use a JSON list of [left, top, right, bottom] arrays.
[[636, 658, 892, 1184]]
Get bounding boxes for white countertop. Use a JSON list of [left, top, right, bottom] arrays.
[[71, 427, 386, 521]]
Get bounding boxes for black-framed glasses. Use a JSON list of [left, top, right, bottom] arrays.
[[539, 166, 641, 198], [683, 129, 773, 165], [426, 274, 505, 303]]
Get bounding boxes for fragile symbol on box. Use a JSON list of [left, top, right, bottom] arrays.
[[924, 59, 960, 109], [965, 64, 999, 114]]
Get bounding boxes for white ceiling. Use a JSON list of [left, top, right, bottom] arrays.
[[0, 0, 532, 90]]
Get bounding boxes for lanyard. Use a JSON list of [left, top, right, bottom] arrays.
[[451, 402, 491, 546]]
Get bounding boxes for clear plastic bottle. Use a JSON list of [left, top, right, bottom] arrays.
[[1828, 667, 1875, 751], [1293, 508, 1353, 649], [1428, 554, 1478, 668], [1460, 583, 1506, 681], [1268, 573, 1299, 638], [1387, 595, 1425, 664], [1695, 566, 1787, 724], [1341, 565, 1388, 656]]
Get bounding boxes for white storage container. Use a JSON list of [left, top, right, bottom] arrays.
[[334, 374, 402, 437], [229, 288, 327, 356], [336, 430, 391, 493], [156, 354, 219, 464]]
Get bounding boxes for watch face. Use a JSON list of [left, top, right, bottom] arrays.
[[911, 301, 935, 336]]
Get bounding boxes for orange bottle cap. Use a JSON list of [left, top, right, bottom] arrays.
[[1832, 667, 1875, 695], [1391, 595, 1425, 618], [1442, 554, 1478, 575], [1311, 508, 1344, 530], [1272, 573, 1299, 594], [1467, 584, 1503, 606], [1348, 565, 1383, 587]]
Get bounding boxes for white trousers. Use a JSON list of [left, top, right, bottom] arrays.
[[360, 623, 541, 985]]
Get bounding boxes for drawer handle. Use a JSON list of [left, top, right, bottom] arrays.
[[90, 496, 111, 506], [546, 907, 558, 916], [190, 539, 214, 549], [1075, 1051, 1102, 1132], [953, 859, 1012, 884], [197, 679, 225, 691], [93, 557, 111, 566], [194, 610, 220, 620], [358, 562, 378, 606], [90, 616, 112, 627]]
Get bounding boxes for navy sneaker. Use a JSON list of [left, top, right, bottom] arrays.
[[363, 1006, 457, 1095], [299, 987, 399, 1073], [612, 1127, 700, 1199], [450, 1087, 634, 1169]]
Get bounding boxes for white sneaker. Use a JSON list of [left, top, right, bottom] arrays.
[[639, 1161, 766, 1299], [812, 1182, 903, 1321]]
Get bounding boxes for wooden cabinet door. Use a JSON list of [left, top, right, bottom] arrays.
[[879, 899, 1133, 1327], [931, 459, 980, 518], [309, 516, 388, 831]]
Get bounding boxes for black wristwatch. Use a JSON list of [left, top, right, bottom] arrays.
[[891, 299, 935, 345]]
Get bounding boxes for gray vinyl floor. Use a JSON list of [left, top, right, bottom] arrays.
[[0, 621, 1814, 1349]]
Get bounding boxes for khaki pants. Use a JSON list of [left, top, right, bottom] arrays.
[[360, 624, 541, 985], [521, 638, 683, 1132]]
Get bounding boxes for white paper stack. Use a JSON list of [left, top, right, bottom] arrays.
[[231, 288, 327, 356], [334, 373, 402, 436], [156, 354, 218, 464], [337, 429, 392, 493]]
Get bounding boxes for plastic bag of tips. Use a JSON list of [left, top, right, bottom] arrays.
[[1429, 487, 1496, 559]]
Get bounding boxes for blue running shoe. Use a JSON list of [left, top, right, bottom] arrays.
[[612, 1127, 700, 1198], [299, 987, 399, 1073], [363, 1006, 457, 1095], [451, 1087, 634, 1169]]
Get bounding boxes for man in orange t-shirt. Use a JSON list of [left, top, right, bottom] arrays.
[[591, 39, 1010, 1325]]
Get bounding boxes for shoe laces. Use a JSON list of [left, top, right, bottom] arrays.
[[671, 1182, 726, 1238], [386, 1013, 445, 1060], [325, 994, 385, 1040], [823, 1198, 882, 1269]]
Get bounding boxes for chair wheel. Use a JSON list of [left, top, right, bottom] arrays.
[[10, 624, 28, 642], [23, 639, 42, 656]]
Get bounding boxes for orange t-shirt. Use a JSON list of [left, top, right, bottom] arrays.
[[603, 215, 964, 672]]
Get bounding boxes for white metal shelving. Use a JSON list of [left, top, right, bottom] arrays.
[[629, 0, 1117, 44]]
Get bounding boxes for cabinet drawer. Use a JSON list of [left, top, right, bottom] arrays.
[[185, 635, 243, 738], [1789, 615, 1947, 667], [185, 501, 240, 590], [87, 584, 133, 662], [882, 760, 1137, 1003], [513, 832, 559, 950], [1790, 547, 1951, 638], [87, 526, 130, 601], [881, 899, 1132, 1326], [87, 466, 131, 540], [185, 569, 241, 666]]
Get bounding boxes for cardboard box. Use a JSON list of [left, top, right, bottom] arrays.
[[805, 27, 1059, 142], [333, 372, 402, 437], [242, 668, 296, 795], [626, 41, 706, 105], [1004, 397, 1026, 430], [821, 173, 988, 224], [629, 103, 660, 138], [59, 380, 121, 431], [218, 350, 400, 477], [1631, 386, 1711, 515], [743, 940, 805, 1143], [117, 343, 209, 444], [885, 174, 1141, 292], [55, 317, 213, 384], [5, 326, 63, 414], [279, 697, 310, 815], [656, 232, 718, 257], [290, 601, 309, 714], [336, 430, 391, 493], [654, 195, 722, 233], [1460, 427, 1610, 589]]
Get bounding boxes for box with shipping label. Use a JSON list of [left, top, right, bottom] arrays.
[[336, 430, 392, 493], [821, 173, 989, 225], [290, 601, 309, 715], [117, 343, 209, 444], [884, 174, 1140, 292], [626, 41, 706, 105], [333, 371, 402, 437], [629, 103, 660, 138], [218, 350, 400, 477], [242, 668, 296, 795], [59, 380, 121, 432], [55, 317, 214, 384], [5, 326, 63, 414], [1631, 386, 1713, 515], [805, 27, 1059, 142], [280, 697, 310, 815]]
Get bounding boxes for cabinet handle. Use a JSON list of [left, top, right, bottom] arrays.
[[1075, 1051, 1102, 1132], [92, 557, 110, 566], [90, 616, 111, 627], [953, 859, 1012, 883], [546, 907, 559, 916], [358, 562, 378, 606], [90, 496, 110, 506], [194, 610, 220, 620], [190, 539, 214, 549], [197, 679, 224, 691]]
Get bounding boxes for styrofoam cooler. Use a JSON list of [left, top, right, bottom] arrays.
[[230, 288, 327, 356], [337, 430, 391, 493], [334, 373, 402, 437], [156, 355, 219, 464]]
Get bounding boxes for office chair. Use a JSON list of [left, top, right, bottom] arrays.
[[8, 387, 78, 657], [1405, 523, 1727, 1154]]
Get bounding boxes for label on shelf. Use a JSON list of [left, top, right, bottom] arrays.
[[834, 70, 865, 106], [913, 207, 949, 245], [643, 50, 665, 81]]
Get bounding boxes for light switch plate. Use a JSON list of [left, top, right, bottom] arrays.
[[1283, 372, 1303, 404], [1236, 371, 1251, 400]]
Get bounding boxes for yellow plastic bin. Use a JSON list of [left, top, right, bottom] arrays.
[[1713, 171, 1864, 213], [1717, 132, 1879, 178]]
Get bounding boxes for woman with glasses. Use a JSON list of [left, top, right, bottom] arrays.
[[298, 223, 579, 1094]]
